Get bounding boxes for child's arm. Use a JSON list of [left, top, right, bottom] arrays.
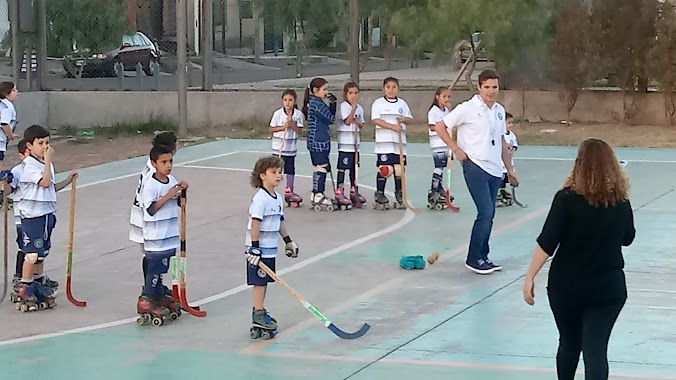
[[144, 181, 185, 216], [373, 118, 401, 132], [55, 171, 78, 192], [38, 145, 55, 188], [1, 124, 13, 141], [343, 102, 358, 125], [312, 99, 336, 124]]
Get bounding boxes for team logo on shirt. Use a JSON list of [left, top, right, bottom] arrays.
[[398, 107, 403, 114], [498, 113, 503, 120]]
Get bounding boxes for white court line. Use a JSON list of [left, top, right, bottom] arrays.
[[57, 151, 242, 193], [235, 150, 676, 164], [0, 165, 415, 347]]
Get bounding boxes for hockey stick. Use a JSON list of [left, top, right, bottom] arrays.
[[66, 176, 86, 307], [257, 261, 370, 339], [511, 186, 528, 208], [0, 179, 8, 303], [397, 130, 419, 212], [176, 189, 206, 317], [444, 156, 460, 212]]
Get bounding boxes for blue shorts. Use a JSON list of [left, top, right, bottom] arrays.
[[246, 247, 277, 286], [309, 150, 330, 166], [0, 151, 4, 161], [21, 214, 57, 258], [376, 153, 407, 167], [432, 150, 450, 168], [16, 225, 23, 252], [281, 155, 296, 175], [337, 151, 355, 170]]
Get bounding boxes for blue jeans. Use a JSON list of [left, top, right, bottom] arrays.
[[462, 159, 503, 264]]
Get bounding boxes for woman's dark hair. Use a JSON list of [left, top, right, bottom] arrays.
[[563, 138, 630, 207], [302, 78, 328, 119], [0, 82, 15, 99]]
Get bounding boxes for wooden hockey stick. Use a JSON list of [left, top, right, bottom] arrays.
[[176, 189, 206, 317], [0, 179, 8, 303], [66, 176, 86, 307], [398, 130, 419, 212], [257, 261, 370, 339], [445, 156, 460, 212]]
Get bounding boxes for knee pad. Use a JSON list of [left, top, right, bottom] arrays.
[[379, 165, 394, 178], [394, 164, 402, 177], [24, 252, 38, 264]]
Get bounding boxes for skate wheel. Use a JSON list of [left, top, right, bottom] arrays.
[[427, 204, 433, 210], [260, 330, 273, 340], [435, 203, 444, 211], [326, 205, 335, 212], [152, 316, 164, 327], [313, 205, 321, 212], [38, 302, 47, 310], [170, 312, 179, 321], [20, 304, 29, 312], [340, 205, 347, 211], [136, 316, 146, 326], [250, 327, 261, 339], [15, 302, 21, 310]]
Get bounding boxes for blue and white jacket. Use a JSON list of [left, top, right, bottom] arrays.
[[306, 96, 336, 153]]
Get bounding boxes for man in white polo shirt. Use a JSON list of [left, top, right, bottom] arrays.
[[435, 70, 518, 275]]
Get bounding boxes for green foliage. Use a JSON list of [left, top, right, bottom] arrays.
[[647, 2, 676, 125], [47, 0, 130, 57]]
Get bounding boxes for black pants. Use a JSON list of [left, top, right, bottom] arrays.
[[548, 293, 625, 380]]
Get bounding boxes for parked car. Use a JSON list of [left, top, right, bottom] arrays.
[[63, 32, 160, 78]]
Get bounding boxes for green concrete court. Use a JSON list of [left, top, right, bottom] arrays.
[[0, 139, 674, 380]]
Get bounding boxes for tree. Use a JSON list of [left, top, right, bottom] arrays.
[[46, 0, 130, 57], [548, 0, 600, 121], [647, 1, 676, 126]]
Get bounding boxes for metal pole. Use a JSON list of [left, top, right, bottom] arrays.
[[37, 0, 46, 90], [10, 0, 20, 88], [177, 0, 188, 138], [349, 0, 359, 84], [201, 0, 213, 90], [221, 0, 226, 53]]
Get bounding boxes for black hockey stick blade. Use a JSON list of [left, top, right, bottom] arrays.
[[328, 322, 371, 340]]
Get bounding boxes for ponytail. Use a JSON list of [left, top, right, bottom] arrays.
[[302, 87, 311, 119]]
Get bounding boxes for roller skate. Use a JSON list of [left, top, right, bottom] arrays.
[[0, 191, 13, 210], [373, 190, 390, 210], [427, 188, 447, 211], [9, 275, 20, 303], [393, 190, 407, 210], [350, 185, 366, 208], [14, 283, 56, 312], [496, 189, 513, 208], [158, 294, 182, 321], [310, 192, 335, 212], [136, 295, 171, 327], [334, 187, 353, 211], [284, 187, 303, 208], [250, 308, 278, 340], [42, 276, 59, 294]]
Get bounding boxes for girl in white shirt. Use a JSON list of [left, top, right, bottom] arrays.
[[427, 86, 452, 210], [0, 81, 17, 171], [269, 89, 304, 207], [336, 82, 366, 208]]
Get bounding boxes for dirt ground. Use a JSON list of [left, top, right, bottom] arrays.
[[4, 121, 675, 173]]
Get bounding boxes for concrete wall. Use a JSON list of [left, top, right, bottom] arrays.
[[15, 89, 675, 131]]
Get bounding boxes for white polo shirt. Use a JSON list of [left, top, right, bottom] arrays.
[[442, 95, 507, 178]]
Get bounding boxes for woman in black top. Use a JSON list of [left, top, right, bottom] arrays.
[[523, 138, 636, 380]]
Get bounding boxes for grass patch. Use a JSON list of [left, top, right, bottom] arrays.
[[57, 116, 177, 143]]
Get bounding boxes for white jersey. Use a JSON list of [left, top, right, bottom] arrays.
[[245, 188, 284, 257], [337, 101, 365, 153], [503, 131, 518, 173], [428, 105, 450, 152], [17, 156, 57, 219], [270, 107, 304, 156], [371, 97, 412, 155], [139, 174, 180, 252], [0, 99, 16, 151], [129, 158, 155, 244], [10, 163, 22, 225]]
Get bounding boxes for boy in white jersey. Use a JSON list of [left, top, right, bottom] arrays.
[[129, 132, 178, 291], [337, 82, 367, 207], [16, 125, 77, 310], [427, 86, 453, 210], [497, 113, 518, 207], [137, 144, 187, 320], [371, 77, 412, 210], [245, 155, 299, 334], [269, 89, 304, 207], [10, 139, 28, 289]]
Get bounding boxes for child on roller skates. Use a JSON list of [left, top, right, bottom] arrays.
[[371, 77, 413, 210], [245, 155, 300, 339], [15, 125, 77, 312], [497, 113, 518, 207], [136, 144, 187, 325], [301, 77, 346, 211], [269, 89, 304, 208], [427, 86, 453, 210], [337, 82, 367, 208], [129, 132, 178, 298], [0, 81, 18, 208]]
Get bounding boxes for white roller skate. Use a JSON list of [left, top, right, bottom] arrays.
[[284, 187, 303, 208], [250, 308, 278, 340], [427, 188, 447, 211], [334, 187, 353, 211], [496, 189, 513, 207], [373, 190, 390, 210], [311, 192, 335, 212]]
